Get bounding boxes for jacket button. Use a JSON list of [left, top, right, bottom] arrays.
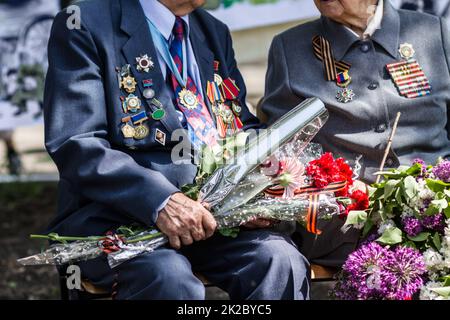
[[386, 158, 395, 167], [360, 42, 371, 52], [375, 124, 387, 133], [368, 83, 379, 90]]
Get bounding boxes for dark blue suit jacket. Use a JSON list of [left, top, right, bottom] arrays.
[[44, 0, 260, 236]]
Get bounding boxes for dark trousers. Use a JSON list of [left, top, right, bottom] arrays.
[[79, 229, 310, 300]]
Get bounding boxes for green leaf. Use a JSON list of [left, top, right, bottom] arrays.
[[407, 232, 430, 242], [344, 210, 367, 229], [395, 187, 403, 205], [218, 227, 240, 238], [405, 163, 422, 176], [431, 198, 448, 212], [362, 218, 374, 238], [429, 287, 450, 298], [384, 179, 400, 199], [200, 146, 218, 175], [442, 276, 450, 287], [403, 176, 418, 199], [433, 232, 442, 251], [376, 227, 403, 245], [425, 205, 439, 216], [426, 178, 450, 193], [444, 206, 450, 219]]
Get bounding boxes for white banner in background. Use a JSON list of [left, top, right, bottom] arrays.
[[207, 0, 319, 31]]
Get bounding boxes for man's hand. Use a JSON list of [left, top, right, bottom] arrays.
[[156, 193, 217, 249]]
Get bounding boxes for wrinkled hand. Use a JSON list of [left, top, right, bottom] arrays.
[[243, 217, 276, 229], [156, 193, 217, 249]]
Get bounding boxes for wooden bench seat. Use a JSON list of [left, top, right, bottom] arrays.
[[67, 264, 338, 299]]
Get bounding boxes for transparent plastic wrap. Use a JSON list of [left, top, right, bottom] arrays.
[[17, 241, 103, 266], [200, 97, 329, 213]]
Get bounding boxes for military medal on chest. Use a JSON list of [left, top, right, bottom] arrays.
[[178, 88, 199, 110], [335, 71, 355, 103], [135, 54, 154, 73], [205, 61, 244, 138], [312, 35, 355, 103], [386, 43, 432, 99]]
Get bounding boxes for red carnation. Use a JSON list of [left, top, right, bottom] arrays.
[[344, 190, 369, 216]]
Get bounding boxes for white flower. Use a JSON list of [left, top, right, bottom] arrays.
[[400, 204, 415, 218], [420, 281, 449, 300], [377, 219, 396, 235], [423, 248, 444, 272]]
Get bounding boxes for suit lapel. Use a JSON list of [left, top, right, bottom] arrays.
[[119, 0, 182, 133]]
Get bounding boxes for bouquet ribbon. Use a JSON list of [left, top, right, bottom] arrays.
[[265, 180, 348, 235]]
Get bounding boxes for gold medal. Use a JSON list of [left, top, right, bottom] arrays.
[[124, 94, 141, 113], [399, 43, 415, 60], [120, 75, 137, 93], [178, 88, 198, 110], [133, 124, 149, 140], [121, 123, 135, 139]]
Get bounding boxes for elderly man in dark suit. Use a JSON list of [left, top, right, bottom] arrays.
[[261, 0, 450, 267], [44, 0, 310, 300]]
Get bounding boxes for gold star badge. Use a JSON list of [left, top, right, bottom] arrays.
[[120, 75, 137, 93]]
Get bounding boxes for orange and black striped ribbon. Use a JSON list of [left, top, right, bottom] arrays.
[[312, 35, 351, 81], [305, 194, 321, 235], [265, 180, 348, 235], [265, 180, 347, 197]]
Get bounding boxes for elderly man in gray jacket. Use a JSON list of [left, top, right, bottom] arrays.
[[260, 0, 450, 267]]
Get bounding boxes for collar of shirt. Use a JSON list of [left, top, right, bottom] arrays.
[[320, 0, 399, 61], [139, 0, 190, 41]]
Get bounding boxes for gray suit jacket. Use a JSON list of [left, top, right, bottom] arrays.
[[260, 2, 450, 266]]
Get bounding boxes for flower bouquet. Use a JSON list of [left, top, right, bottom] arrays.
[[334, 159, 450, 300], [18, 98, 367, 269]]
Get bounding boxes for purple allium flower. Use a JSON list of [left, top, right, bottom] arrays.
[[421, 213, 445, 232], [334, 242, 390, 300], [383, 246, 426, 300], [402, 217, 423, 237], [333, 243, 426, 300], [432, 160, 450, 182]]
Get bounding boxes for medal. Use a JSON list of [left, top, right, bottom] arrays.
[[336, 88, 355, 103], [120, 75, 137, 93], [135, 54, 154, 73], [399, 43, 415, 60], [121, 123, 135, 138], [134, 124, 149, 140], [131, 111, 148, 124], [231, 101, 242, 115], [143, 79, 153, 87], [178, 88, 198, 110], [124, 94, 141, 113], [155, 128, 166, 146], [335, 71, 355, 103], [151, 98, 163, 109], [143, 88, 155, 99], [151, 109, 165, 121]]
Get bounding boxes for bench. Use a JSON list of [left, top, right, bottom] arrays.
[[60, 264, 338, 300]]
